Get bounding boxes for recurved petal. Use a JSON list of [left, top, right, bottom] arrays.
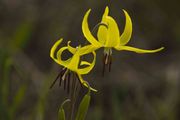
[[77, 73, 97, 92], [120, 10, 132, 46], [79, 44, 99, 55], [82, 9, 101, 47], [78, 51, 96, 75], [56, 46, 71, 67], [104, 16, 120, 47], [67, 41, 76, 54], [97, 23, 108, 45], [97, 7, 109, 45], [66, 48, 81, 71], [50, 38, 70, 67], [50, 38, 63, 59], [115, 45, 164, 53], [103, 6, 109, 18], [80, 61, 91, 66]]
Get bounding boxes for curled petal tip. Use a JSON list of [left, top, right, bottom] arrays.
[[147, 47, 165, 53], [122, 9, 127, 13], [87, 9, 91, 14], [122, 9, 130, 19], [67, 40, 77, 54], [82, 8, 101, 47], [120, 9, 133, 46], [150, 47, 165, 53], [56, 38, 63, 44], [50, 38, 63, 58], [77, 74, 98, 92], [104, 6, 109, 17], [67, 41, 71, 44], [105, 6, 109, 11], [122, 9, 132, 22], [157, 47, 165, 51], [115, 45, 165, 53], [84, 9, 91, 18]]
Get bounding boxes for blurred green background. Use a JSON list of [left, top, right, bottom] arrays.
[[0, 0, 180, 120]]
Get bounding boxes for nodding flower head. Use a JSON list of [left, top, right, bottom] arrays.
[[82, 6, 164, 75], [50, 38, 97, 92]]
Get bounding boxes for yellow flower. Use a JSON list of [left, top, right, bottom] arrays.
[[50, 38, 97, 92], [82, 6, 164, 73]]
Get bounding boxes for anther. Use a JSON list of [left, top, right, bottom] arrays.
[[108, 55, 112, 72], [59, 68, 67, 86], [102, 54, 107, 76], [62, 71, 67, 81], [50, 69, 64, 89], [105, 54, 109, 65], [64, 75, 66, 90]]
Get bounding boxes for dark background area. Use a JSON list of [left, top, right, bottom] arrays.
[[0, 0, 180, 120]]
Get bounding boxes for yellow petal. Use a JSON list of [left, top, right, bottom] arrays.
[[78, 51, 96, 75], [79, 44, 99, 55], [97, 6, 109, 45], [103, 6, 109, 17], [104, 16, 120, 47], [119, 10, 133, 46], [68, 54, 80, 72], [80, 61, 91, 66], [82, 9, 101, 47], [67, 43, 99, 56], [97, 23, 108, 45], [97, 25, 108, 45], [56, 46, 71, 67], [50, 38, 63, 60], [115, 45, 164, 53], [67, 41, 76, 54], [98, 7, 120, 47], [50, 38, 70, 66], [77, 73, 97, 92], [98, 16, 120, 47], [67, 51, 80, 71]]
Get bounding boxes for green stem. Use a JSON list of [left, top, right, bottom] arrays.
[[69, 73, 79, 120]]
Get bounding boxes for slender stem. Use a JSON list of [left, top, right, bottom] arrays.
[[67, 72, 71, 94], [69, 72, 79, 120]]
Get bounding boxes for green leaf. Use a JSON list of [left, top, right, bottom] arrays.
[[10, 20, 34, 51], [58, 108, 66, 120], [2, 57, 12, 105], [75, 91, 91, 120], [58, 99, 70, 120], [10, 85, 26, 118]]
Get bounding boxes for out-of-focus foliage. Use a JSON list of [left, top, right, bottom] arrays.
[[0, 0, 180, 120], [75, 87, 91, 120], [58, 99, 70, 120]]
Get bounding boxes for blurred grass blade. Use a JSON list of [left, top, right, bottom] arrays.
[[58, 99, 70, 120], [10, 85, 26, 118], [59, 107, 65, 120], [75, 82, 91, 120], [75, 94, 91, 120], [0, 51, 10, 120], [10, 20, 34, 51], [2, 57, 12, 105]]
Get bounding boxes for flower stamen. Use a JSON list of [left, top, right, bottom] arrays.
[[102, 48, 112, 76], [50, 68, 88, 94], [59, 68, 67, 86], [49, 68, 66, 89]]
